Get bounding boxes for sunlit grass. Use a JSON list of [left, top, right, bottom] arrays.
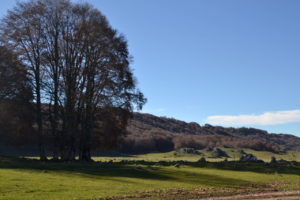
[[0, 156, 299, 200], [90, 148, 300, 162]]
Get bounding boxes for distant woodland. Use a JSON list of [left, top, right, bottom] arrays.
[[1, 110, 300, 157], [122, 113, 300, 153]]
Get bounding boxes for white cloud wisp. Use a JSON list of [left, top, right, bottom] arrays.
[[205, 109, 300, 126]]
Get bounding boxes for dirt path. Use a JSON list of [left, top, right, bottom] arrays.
[[190, 190, 300, 200]]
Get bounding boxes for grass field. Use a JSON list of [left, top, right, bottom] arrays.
[[90, 148, 300, 162], [0, 152, 300, 200]]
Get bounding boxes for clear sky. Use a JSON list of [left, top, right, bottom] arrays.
[[1, 0, 300, 136]]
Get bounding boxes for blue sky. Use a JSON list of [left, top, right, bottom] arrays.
[[1, 0, 300, 136]]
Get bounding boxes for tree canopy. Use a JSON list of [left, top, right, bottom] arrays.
[[0, 0, 146, 161], [0, 46, 33, 147]]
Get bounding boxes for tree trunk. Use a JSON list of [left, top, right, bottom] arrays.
[[61, 85, 77, 161], [79, 111, 92, 161], [51, 74, 59, 161], [36, 75, 47, 161]]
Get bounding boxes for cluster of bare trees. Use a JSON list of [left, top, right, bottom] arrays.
[[0, 0, 145, 161], [120, 130, 282, 153]]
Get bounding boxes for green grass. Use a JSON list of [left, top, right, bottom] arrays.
[[25, 148, 300, 162], [90, 148, 300, 163], [0, 156, 300, 200]]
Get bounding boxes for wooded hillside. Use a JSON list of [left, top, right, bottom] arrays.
[[120, 112, 300, 153]]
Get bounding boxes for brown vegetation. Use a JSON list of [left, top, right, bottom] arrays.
[[119, 113, 300, 153]]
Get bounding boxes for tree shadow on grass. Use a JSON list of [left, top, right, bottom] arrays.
[[0, 157, 252, 188], [0, 159, 166, 180], [92, 150, 134, 157]]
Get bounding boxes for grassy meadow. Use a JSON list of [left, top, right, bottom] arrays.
[[91, 147, 300, 162], [0, 148, 300, 200]]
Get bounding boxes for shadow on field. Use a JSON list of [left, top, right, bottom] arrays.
[[0, 157, 299, 188], [0, 157, 168, 181], [92, 150, 134, 157], [0, 157, 253, 187]]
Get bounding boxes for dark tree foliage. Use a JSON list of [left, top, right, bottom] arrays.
[[0, 47, 32, 103], [0, 0, 146, 161], [0, 46, 33, 146]]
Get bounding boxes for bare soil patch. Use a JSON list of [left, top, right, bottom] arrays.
[[191, 190, 300, 200]]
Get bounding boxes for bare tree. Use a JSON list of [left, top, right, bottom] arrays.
[[0, 4, 48, 160], [0, 0, 146, 161], [40, 0, 70, 160]]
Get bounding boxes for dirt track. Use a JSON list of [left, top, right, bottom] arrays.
[[190, 190, 300, 200]]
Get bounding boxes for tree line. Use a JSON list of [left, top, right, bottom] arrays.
[[121, 129, 282, 154], [0, 0, 146, 161]]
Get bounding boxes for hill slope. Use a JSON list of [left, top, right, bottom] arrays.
[[121, 112, 300, 153]]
